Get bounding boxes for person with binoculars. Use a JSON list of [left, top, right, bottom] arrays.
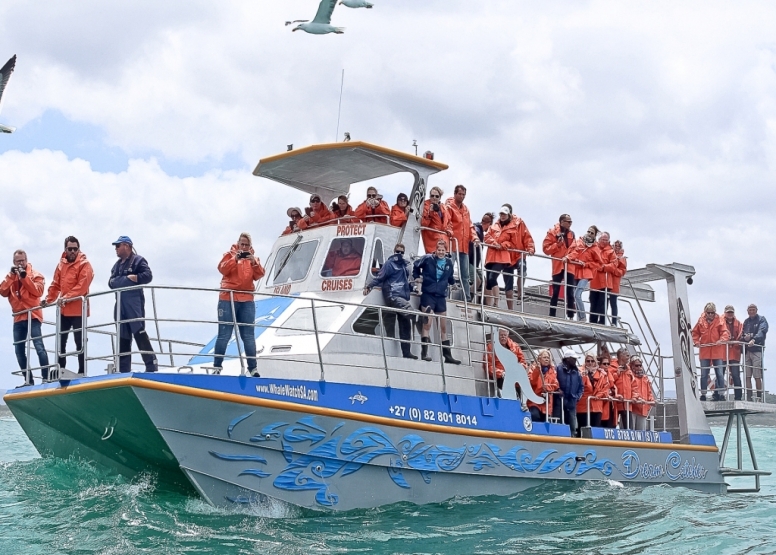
[[0, 249, 49, 385]]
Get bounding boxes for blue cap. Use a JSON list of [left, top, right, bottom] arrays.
[[112, 235, 133, 246]]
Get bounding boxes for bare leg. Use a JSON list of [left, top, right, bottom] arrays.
[[439, 312, 447, 341], [506, 290, 514, 311]]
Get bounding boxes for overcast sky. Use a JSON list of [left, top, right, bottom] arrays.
[[0, 1, 774, 392]]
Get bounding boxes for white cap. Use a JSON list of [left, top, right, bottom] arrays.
[[561, 347, 576, 359], [499, 205, 511, 215]]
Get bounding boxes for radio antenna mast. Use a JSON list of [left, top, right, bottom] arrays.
[[335, 69, 344, 142]]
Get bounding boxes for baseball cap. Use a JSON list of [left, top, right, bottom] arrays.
[[561, 347, 575, 359], [111, 235, 133, 246], [724, 305, 735, 313]]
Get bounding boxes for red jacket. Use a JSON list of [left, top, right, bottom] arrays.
[[298, 204, 334, 229], [507, 215, 535, 265], [389, 204, 408, 227], [484, 338, 526, 379], [613, 366, 634, 413], [218, 245, 266, 302], [611, 249, 627, 294], [692, 314, 730, 360], [576, 374, 594, 414], [589, 367, 612, 417], [484, 217, 520, 265], [323, 249, 362, 277], [631, 373, 655, 417], [354, 200, 390, 224], [542, 224, 576, 276], [45, 252, 94, 317], [527, 363, 559, 415], [567, 240, 602, 281], [331, 205, 357, 224], [444, 198, 473, 255], [590, 243, 623, 290], [421, 199, 452, 253], [0, 263, 45, 323], [722, 316, 743, 361]]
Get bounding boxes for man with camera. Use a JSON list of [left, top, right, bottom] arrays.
[[542, 213, 577, 319], [420, 186, 452, 254], [354, 186, 390, 224], [0, 249, 50, 385], [214, 232, 265, 376], [109, 236, 158, 373], [42, 236, 94, 375]]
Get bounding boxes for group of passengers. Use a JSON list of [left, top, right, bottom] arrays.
[[285, 186, 626, 326], [484, 333, 655, 434], [692, 302, 768, 402]]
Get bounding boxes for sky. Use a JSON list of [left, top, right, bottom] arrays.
[[0, 0, 775, 392]]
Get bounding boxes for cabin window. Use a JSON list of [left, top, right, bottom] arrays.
[[269, 240, 319, 285], [370, 238, 385, 276], [276, 305, 345, 336], [320, 237, 365, 277], [353, 307, 382, 336]]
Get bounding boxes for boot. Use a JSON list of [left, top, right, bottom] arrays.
[[442, 340, 461, 365], [420, 337, 432, 361], [401, 341, 418, 360]]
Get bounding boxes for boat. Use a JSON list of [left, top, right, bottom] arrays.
[[4, 141, 771, 511]]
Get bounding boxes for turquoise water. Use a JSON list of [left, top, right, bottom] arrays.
[[1, 416, 774, 554]]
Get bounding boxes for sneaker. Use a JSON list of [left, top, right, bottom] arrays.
[[699, 395, 707, 401], [711, 393, 720, 402], [249, 369, 261, 377]]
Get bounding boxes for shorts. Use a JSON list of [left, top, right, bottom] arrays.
[[745, 350, 763, 379], [503, 258, 526, 292], [420, 293, 447, 314], [485, 262, 508, 290]]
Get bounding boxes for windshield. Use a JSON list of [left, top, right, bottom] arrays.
[[270, 240, 318, 285]]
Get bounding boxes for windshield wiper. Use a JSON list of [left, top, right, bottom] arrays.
[[274, 235, 303, 281]]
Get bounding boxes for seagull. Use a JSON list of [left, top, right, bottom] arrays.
[[0, 55, 17, 134], [340, 0, 374, 8], [291, 0, 344, 35]]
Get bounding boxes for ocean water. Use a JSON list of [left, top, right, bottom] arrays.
[[0, 415, 774, 555]]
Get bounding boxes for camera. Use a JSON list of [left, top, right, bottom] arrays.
[[237, 251, 251, 259], [431, 203, 439, 211]]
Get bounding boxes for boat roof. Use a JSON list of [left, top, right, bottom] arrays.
[[253, 141, 448, 199]]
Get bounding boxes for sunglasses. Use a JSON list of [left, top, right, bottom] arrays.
[[394, 250, 405, 255], [430, 194, 440, 199], [367, 194, 377, 199], [398, 197, 408, 203], [66, 247, 79, 252], [310, 199, 321, 204]]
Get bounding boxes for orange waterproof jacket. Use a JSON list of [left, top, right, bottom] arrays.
[[527, 363, 559, 415], [722, 316, 743, 361], [542, 224, 576, 276], [506, 216, 535, 265], [631, 373, 655, 417], [576, 374, 594, 414], [331, 205, 357, 224], [484, 338, 526, 380], [611, 250, 627, 294], [484, 217, 520, 265], [389, 204, 408, 227], [421, 199, 452, 253], [692, 314, 730, 360], [218, 245, 266, 302], [354, 200, 390, 224], [45, 252, 94, 317], [591, 243, 625, 291], [567, 240, 602, 281], [323, 249, 362, 277], [444, 198, 473, 255], [298, 204, 334, 229], [0, 263, 45, 323], [588, 367, 612, 416], [614, 367, 634, 413]]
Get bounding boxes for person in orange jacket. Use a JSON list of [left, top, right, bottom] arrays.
[[0, 249, 49, 384], [483, 328, 527, 392], [608, 240, 628, 326], [331, 195, 357, 224], [298, 193, 334, 230], [722, 305, 744, 400], [692, 302, 730, 401], [282, 207, 304, 236], [389, 192, 411, 227], [577, 354, 598, 429], [611, 347, 632, 428], [542, 214, 577, 319], [42, 236, 94, 375], [630, 356, 655, 430], [567, 226, 602, 322], [213, 233, 266, 376], [322, 238, 362, 277], [588, 355, 612, 428], [420, 186, 452, 253], [499, 205, 535, 310], [527, 349, 559, 422], [589, 232, 621, 325], [354, 186, 390, 224], [445, 185, 475, 302], [483, 206, 520, 307]]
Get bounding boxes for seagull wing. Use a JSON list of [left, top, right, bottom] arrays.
[[312, 0, 337, 24], [0, 55, 17, 112]]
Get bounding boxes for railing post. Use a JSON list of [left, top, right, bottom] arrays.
[[114, 290, 121, 373], [310, 298, 325, 381], [150, 288, 173, 368], [229, 290, 245, 375], [378, 307, 390, 387], [53, 303, 61, 382], [82, 296, 88, 376], [437, 315, 447, 393]]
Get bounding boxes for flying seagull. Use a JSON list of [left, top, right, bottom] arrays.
[[340, 0, 374, 8], [290, 0, 344, 35], [0, 55, 17, 134]]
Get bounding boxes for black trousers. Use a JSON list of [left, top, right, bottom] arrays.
[[119, 328, 157, 373], [384, 297, 414, 355], [58, 316, 84, 373], [549, 271, 576, 318]]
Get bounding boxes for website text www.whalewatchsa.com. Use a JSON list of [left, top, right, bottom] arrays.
[[256, 383, 319, 402]]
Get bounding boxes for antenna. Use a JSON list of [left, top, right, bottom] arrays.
[[335, 69, 345, 142], [412, 140, 418, 156]]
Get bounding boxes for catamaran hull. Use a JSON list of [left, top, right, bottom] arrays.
[[5, 374, 725, 511]]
